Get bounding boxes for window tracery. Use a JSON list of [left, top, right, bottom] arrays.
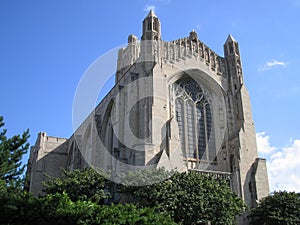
[[174, 77, 212, 161]]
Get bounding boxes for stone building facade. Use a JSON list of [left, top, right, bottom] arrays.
[[27, 10, 269, 222]]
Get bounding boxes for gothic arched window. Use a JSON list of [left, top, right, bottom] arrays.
[[174, 76, 212, 161]]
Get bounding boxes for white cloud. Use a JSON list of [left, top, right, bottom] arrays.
[[256, 132, 277, 154], [144, 5, 156, 12], [259, 59, 287, 72], [266, 60, 286, 67], [256, 132, 300, 192], [268, 139, 300, 192]]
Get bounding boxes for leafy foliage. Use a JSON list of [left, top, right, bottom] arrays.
[[92, 203, 176, 225], [0, 116, 29, 187], [119, 169, 245, 225], [43, 168, 112, 203], [0, 180, 40, 225], [120, 171, 245, 224], [249, 191, 300, 225], [0, 186, 176, 225]]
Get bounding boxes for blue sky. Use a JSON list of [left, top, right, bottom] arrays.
[[1, 0, 300, 192]]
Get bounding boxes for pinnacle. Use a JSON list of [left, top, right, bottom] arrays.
[[226, 34, 236, 43], [147, 9, 157, 18]]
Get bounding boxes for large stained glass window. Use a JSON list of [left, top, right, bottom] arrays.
[[174, 76, 212, 161]]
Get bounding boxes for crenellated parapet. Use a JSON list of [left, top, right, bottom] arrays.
[[116, 30, 227, 83], [115, 10, 230, 83], [160, 32, 226, 76]]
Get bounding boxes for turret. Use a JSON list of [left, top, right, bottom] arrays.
[[141, 10, 161, 41], [224, 34, 243, 89], [141, 10, 161, 63], [116, 34, 140, 82], [224, 34, 239, 57]]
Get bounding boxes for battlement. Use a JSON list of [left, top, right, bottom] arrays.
[[41, 132, 68, 143], [115, 10, 233, 83], [116, 32, 226, 82], [161, 35, 224, 73]]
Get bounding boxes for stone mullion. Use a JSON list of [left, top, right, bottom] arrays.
[[193, 103, 199, 169], [204, 103, 209, 160], [182, 99, 189, 163]]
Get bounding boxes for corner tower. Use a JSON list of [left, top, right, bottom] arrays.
[[224, 34, 269, 210]]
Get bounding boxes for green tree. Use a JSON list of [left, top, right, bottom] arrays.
[[93, 203, 176, 225], [0, 116, 29, 187], [38, 192, 97, 225], [0, 179, 41, 225], [249, 191, 300, 225], [41, 192, 176, 225], [0, 189, 176, 225], [43, 168, 112, 203], [120, 169, 245, 225]]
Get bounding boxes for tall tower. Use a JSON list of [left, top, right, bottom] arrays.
[[224, 35, 269, 210]]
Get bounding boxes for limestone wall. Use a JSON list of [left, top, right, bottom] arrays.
[[27, 132, 68, 196]]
